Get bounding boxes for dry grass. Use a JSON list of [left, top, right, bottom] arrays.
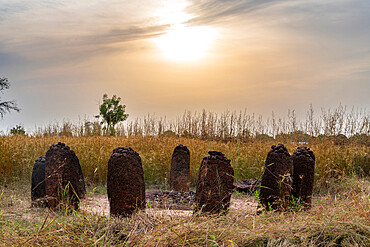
[[27, 105, 369, 140], [0, 135, 368, 245], [0, 177, 368, 246], [0, 135, 368, 188]]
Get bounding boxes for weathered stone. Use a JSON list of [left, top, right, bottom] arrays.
[[291, 146, 315, 209], [233, 178, 261, 194], [45, 142, 85, 210], [260, 144, 293, 211], [75, 155, 86, 198], [195, 151, 234, 214], [107, 147, 145, 216], [31, 155, 46, 206], [170, 144, 190, 192]]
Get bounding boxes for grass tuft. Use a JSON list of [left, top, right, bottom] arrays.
[[0, 177, 369, 246]]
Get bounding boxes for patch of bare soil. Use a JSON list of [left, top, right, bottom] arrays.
[[230, 196, 258, 215], [80, 194, 110, 215], [10, 191, 257, 222], [80, 192, 258, 217]]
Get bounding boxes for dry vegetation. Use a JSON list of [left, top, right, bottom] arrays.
[[0, 105, 369, 246], [0, 176, 369, 246], [0, 135, 369, 188], [0, 135, 369, 246]]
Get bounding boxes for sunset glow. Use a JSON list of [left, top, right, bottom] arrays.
[[0, 0, 369, 131], [154, 0, 193, 25], [154, 25, 217, 61]]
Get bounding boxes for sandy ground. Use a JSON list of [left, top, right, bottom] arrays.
[[80, 192, 258, 217], [1, 190, 258, 222]]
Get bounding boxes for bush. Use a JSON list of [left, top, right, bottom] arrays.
[[10, 125, 25, 135]]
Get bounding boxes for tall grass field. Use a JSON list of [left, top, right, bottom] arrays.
[[0, 107, 369, 246], [0, 135, 368, 189]]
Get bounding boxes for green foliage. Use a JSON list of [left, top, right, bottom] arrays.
[[289, 196, 304, 211], [254, 188, 261, 207], [10, 125, 25, 135], [233, 190, 241, 196], [254, 187, 274, 212], [0, 77, 20, 118], [208, 234, 218, 246], [96, 94, 128, 136]]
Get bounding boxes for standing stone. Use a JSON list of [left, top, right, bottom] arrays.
[[107, 147, 146, 217], [260, 144, 293, 211], [31, 155, 46, 206], [75, 155, 87, 198], [195, 151, 234, 214], [45, 142, 85, 210], [291, 146, 315, 209], [170, 144, 190, 192]]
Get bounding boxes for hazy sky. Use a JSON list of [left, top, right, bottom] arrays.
[[0, 0, 369, 132]]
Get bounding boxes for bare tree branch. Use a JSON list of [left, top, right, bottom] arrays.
[[0, 77, 21, 118]]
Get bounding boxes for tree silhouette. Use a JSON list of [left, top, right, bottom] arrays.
[[0, 77, 20, 118]]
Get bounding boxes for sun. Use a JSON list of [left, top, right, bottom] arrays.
[[154, 25, 217, 62]]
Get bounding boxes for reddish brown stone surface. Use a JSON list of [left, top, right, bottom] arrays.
[[291, 146, 315, 209], [195, 151, 234, 214], [31, 155, 46, 206], [75, 155, 86, 198], [260, 144, 293, 211], [170, 144, 190, 192], [45, 142, 85, 210], [107, 147, 146, 217]]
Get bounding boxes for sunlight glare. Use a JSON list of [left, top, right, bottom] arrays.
[[154, 25, 217, 62], [154, 0, 193, 25]]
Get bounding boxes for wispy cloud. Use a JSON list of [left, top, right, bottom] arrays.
[[82, 25, 169, 46], [185, 0, 284, 25], [0, 1, 171, 76], [0, 0, 369, 131], [183, 0, 370, 80]]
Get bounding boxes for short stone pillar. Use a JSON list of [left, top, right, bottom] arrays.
[[31, 155, 46, 206], [195, 151, 234, 214], [75, 155, 86, 198], [260, 144, 293, 211], [107, 147, 146, 217], [291, 146, 315, 209], [45, 142, 85, 210], [170, 144, 190, 192]]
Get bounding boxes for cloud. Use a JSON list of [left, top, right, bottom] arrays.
[[185, 0, 284, 26], [0, 1, 171, 78], [183, 0, 370, 84], [0, 0, 369, 132], [185, 0, 370, 33], [82, 25, 169, 46]]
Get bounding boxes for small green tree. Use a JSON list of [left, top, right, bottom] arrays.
[[10, 125, 26, 135], [0, 77, 20, 118], [96, 94, 128, 136]]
